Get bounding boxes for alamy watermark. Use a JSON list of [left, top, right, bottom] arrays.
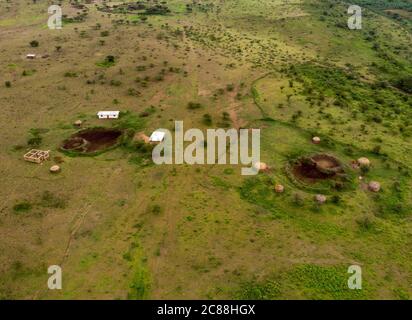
[[151, 121, 261, 176], [47, 265, 62, 290], [348, 265, 362, 290], [48, 5, 62, 30], [348, 5, 362, 30]]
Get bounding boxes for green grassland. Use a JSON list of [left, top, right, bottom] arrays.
[[0, 0, 411, 300]]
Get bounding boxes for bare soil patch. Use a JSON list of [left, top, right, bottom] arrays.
[[61, 128, 122, 153], [292, 154, 344, 183]]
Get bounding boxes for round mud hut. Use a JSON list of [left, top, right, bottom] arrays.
[[254, 162, 268, 172], [368, 181, 381, 192], [49, 165, 61, 173], [312, 136, 321, 144], [357, 157, 371, 167], [315, 194, 327, 204], [274, 184, 284, 193], [74, 120, 82, 127]]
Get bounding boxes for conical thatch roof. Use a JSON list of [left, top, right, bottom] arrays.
[[357, 157, 371, 167], [315, 194, 327, 204], [312, 136, 321, 144], [368, 181, 381, 192], [50, 165, 61, 173], [254, 162, 268, 172]]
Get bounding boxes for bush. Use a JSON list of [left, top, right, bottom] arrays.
[[110, 79, 122, 86], [187, 102, 202, 110], [360, 166, 369, 176], [27, 135, 42, 147], [202, 114, 212, 126], [372, 145, 381, 155], [30, 40, 39, 47], [222, 112, 230, 121], [235, 279, 281, 299], [13, 201, 32, 213], [5, 81, 11, 88], [331, 195, 341, 204], [148, 204, 162, 215], [64, 72, 78, 78], [106, 55, 115, 63], [293, 193, 304, 206], [394, 76, 412, 94], [22, 70, 36, 76], [96, 55, 116, 68], [40, 191, 67, 209]]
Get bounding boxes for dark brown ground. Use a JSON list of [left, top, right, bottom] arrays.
[[62, 128, 122, 153], [292, 154, 343, 182]]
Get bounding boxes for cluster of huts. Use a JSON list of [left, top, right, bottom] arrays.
[[23, 111, 165, 172], [253, 154, 381, 205]]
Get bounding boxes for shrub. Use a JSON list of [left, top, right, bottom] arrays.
[[331, 195, 341, 204], [110, 79, 122, 86], [127, 88, 140, 96], [96, 55, 116, 67], [22, 70, 36, 76], [235, 279, 281, 299], [360, 166, 369, 176], [148, 204, 162, 215], [64, 72, 78, 78], [40, 191, 67, 209], [394, 76, 412, 94], [293, 193, 304, 206], [222, 112, 230, 121], [187, 102, 202, 110], [27, 135, 42, 147], [202, 114, 212, 126], [13, 201, 32, 213], [30, 40, 39, 47], [5, 81, 11, 88], [372, 145, 381, 155]]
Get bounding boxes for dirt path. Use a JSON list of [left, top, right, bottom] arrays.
[[227, 90, 246, 130]]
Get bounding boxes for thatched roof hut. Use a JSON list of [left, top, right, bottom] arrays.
[[274, 184, 284, 193], [368, 181, 381, 192], [357, 157, 371, 167], [50, 165, 61, 173], [312, 136, 321, 144], [253, 162, 268, 172], [315, 194, 327, 204], [74, 120, 82, 127]]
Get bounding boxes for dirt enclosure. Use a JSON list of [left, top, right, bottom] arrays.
[[61, 128, 122, 154], [292, 154, 344, 182]]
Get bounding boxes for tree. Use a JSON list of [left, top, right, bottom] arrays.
[[30, 40, 39, 47], [395, 76, 412, 94], [106, 55, 115, 63]]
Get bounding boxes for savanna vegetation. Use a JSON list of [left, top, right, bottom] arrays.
[[0, 0, 411, 300]]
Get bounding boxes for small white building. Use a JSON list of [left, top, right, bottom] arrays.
[[26, 54, 36, 59], [97, 111, 120, 119], [149, 131, 166, 143]]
